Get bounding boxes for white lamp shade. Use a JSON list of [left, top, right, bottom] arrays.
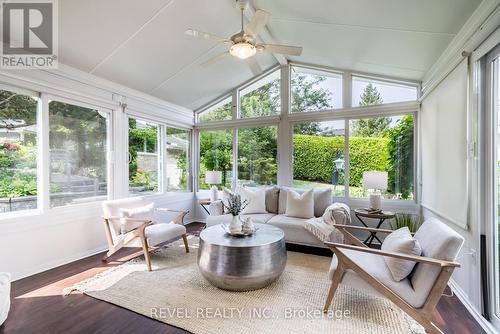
[[205, 171, 222, 185], [362, 171, 388, 190]]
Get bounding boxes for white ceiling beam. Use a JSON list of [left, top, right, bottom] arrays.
[[243, 3, 287, 66]]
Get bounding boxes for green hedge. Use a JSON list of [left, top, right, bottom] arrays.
[[293, 135, 388, 187]]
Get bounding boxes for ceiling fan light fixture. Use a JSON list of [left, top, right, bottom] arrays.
[[229, 42, 256, 59]]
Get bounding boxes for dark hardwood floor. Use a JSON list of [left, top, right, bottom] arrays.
[[0, 222, 485, 334]]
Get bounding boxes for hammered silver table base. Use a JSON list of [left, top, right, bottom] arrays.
[[197, 223, 287, 291]]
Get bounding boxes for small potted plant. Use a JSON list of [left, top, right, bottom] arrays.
[[391, 213, 421, 233], [222, 193, 248, 234]]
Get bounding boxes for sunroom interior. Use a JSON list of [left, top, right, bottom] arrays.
[[1, 0, 500, 333]]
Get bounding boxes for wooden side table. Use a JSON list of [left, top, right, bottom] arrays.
[[354, 209, 395, 247], [198, 199, 211, 215]]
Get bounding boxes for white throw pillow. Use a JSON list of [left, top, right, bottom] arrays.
[[119, 203, 155, 234], [381, 227, 422, 281], [239, 187, 267, 214], [285, 188, 314, 219]]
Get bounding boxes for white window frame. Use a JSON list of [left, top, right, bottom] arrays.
[[45, 94, 113, 210], [194, 63, 419, 206], [0, 84, 40, 217], [165, 125, 192, 193], [126, 115, 162, 196]]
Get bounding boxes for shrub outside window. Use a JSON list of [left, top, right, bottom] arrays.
[[166, 127, 190, 192], [293, 120, 345, 197], [238, 126, 278, 186], [349, 115, 414, 200], [128, 118, 159, 194], [240, 70, 280, 118], [49, 101, 108, 207], [0, 89, 38, 214], [199, 129, 233, 190], [291, 66, 342, 113]]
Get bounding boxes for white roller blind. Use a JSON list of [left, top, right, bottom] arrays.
[[420, 59, 468, 228]]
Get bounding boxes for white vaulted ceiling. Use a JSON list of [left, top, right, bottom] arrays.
[[58, 0, 482, 111]]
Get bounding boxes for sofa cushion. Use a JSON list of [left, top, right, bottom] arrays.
[[206, 213, 276, 228], [240, 187, 267, 214], [265, 186, 280, 214], [286, 189, 314, 219], [267, 215, 325, 247], [381, 227, 422, 281], [328, 249, 426, 308], [279, 187, 332, 217]]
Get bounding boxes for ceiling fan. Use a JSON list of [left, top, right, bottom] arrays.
[[185, 0, 303, 67]]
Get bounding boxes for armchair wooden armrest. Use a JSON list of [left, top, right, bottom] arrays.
[[102, 216, 152, 224], [332, 224, 399, 235], [156, 208, 189, 214], [325, 242, 460, 268], [155, 208, 188, 225]]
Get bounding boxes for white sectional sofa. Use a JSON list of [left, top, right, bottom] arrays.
[[205, 186, 349, 248]]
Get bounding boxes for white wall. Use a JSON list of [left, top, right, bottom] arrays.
[[0, 193, 195, 281], [0, 65, 196, 281], [420, 64, 482, 310]]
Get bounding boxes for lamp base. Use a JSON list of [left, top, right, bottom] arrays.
[[369, 192, 382, 211], [210, 185, 219, 202]]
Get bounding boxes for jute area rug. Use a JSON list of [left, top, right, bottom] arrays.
[[65, 237, 425, 334]]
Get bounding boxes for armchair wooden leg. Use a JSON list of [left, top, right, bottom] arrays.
[[323, 262, 345, 312], [140, 236, 152, 271], [182, 234, 189, 253]]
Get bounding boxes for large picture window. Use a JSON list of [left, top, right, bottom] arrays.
[[238, 126, 277, 186], [349, 115, 414, 199], [239, 70, 280, 118], [0, 89, 38, 214], [49, 101, 108, 207], [166, 127, 190, 192], [291, 66, 342, 112], [128, 118, 159, 194], [199, 129, 233, 190], [293, 120, 345, 197]]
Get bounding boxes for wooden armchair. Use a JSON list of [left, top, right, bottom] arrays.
[[323, 218, 464, 334], [101, 197, 189, 271]]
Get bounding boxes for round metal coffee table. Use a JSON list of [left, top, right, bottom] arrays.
[[197, 223, 287, 291]]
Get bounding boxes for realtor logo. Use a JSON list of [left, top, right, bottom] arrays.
[[1, 0, 58, 69]]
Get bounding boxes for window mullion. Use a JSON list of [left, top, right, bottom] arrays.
[[38, 94, 50, 212], [344, 119, 350, 200]]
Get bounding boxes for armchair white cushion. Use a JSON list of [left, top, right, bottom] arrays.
[[0, 272, 10, 326]]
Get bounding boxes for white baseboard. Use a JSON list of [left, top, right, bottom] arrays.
[[448, 279, 498, 334]]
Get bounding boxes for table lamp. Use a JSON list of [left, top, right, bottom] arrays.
[[205, 171, 222, 201], [362, 171, 388, 211]]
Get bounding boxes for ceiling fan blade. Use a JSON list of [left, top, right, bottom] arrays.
[[200, 51, 229, 67], [245, 57, 262, 76], [258, 44, 303, 56], [185, 29, 230, 44], [244, 9, 270, 37]]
